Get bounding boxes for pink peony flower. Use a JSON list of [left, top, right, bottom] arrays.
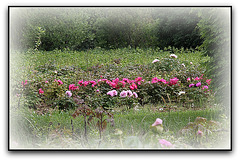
[[107, 91, 114, 97], [78, 80, 84, 86], [66, 90, 72, 97], [152, 118, 163, 126], [129, 83, 137, 90], [83, 81, 89, 86], [169, 54, 177, 58], [133, 92, 138, 98], [159, 139, 172, 148], [45, 81, 49, 83], [57, 80, 63, 85], [96, 89, 100, 93], [159, 78, 167, 84], [112, 90, 118, 96], [69, 84, 79, 91], [112, 78, 119, 85], [189, 84, 195, 88], [168, 77, 179, 86], [152, 59, 160, 63], [194, 77, 200, 81], [119, 81, 126, 87], [196, 82, 201, 87], [126, 90, 133, 97], [187, 78, 191, 82], [202, 86, 208, 90], [120, 91, 127, 97], [39, 88, 44, 94], [151, 77, 159, 83], [89, 80, 97, 87], [135, 77, 142, 82]]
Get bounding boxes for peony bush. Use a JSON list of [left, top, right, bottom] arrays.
[[18, 54, 212, 111]]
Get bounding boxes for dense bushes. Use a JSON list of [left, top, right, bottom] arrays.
[[10, 8, 203, 51]]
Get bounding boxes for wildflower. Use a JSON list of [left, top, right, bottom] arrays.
[[169, 54, 177, 58], [187, 78, 191, 82], [39, 88, 44, 94], [126, 90, 133, 97], [133, 92, 138, 98], [190, 62, 193, 64], [57, 80, 63, 85], [152, 59, 160, 63], [45, 81, 49, 83], [197, 130, 203, 137], [178, 91, 185, 95], [89, 80, 97, 87], [66, 91, 72, 97], [196, 82, 201, 87], [159, 139, 172, 148], [152, 118, 163, 126], [189, 84, 195, 88], [120, 91, 127, 97], [202, 86, 208, 90], [96, 89, 100, 93], [181, 63, 185, 67]]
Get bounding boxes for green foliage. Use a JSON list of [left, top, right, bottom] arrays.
[[197, 8, 231, 106], [11, 8, 203, 50]]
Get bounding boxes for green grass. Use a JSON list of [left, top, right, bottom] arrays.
[[11, 48, 210, 72], [10, 105, 228, 149]]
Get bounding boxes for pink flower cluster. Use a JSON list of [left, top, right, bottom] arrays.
[[66, 90, 72, 97], [107, 90, 118, 97], [119, 90, 138, 98], [96, 77, 144, 90], [78, 80, 97, 87], [188, 75, 210, 90], [69, 84, 79, 91], [151, 77, 179, 86], [39, 88, 44, 94]]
